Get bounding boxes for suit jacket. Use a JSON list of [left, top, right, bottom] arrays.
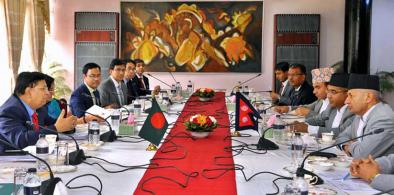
[[70, 84, 101, 118], [125, 78, 139, 104], [290, 99, 326, 117], [98, 77, 128, 108], [277, 81, 294, 105], [289, 81, 317, 106], [0, 95, 56, 153], [132, 75, 150, 97], [335, 102, 394, 159], [372, 154, 394, 194], [305, 106, 355, 138]]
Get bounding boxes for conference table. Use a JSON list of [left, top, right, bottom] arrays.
[[0, 92, 379, 195]]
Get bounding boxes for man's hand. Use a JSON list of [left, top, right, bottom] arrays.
[[274, 106, 289, 113], [152, 85, 161, 96], [295, 107, 310, 116], [350, 155, 380, 182], [342, 143, 353, 156], [85, 114, 104, 123], [270, 92, 279, 101], [55, 110, 77, 132]]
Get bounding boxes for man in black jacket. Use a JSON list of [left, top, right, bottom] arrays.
[[287, 64, 317, 106]]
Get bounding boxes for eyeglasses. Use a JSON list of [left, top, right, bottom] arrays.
[[327, 89, 347, 95], [35, 86, 49, 92], [288, 73, 304, 77], [87, 74, 101, 79], [113, 68, 126, 72]]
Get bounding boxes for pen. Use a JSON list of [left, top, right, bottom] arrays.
[[342, 172, 350, 181]]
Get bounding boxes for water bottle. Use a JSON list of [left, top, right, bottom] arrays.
[[293, 172, 309, 195], [235, 81, 242, 93], [23, 168, 41, 195], [260, 110, 272, 138], [272, 115, 285, 142], [291, 132, 304, 168], [175, 82, 182, 97], [111, 109, 120, 134], [171, 84, 176, 96], [88, 120, 100, 145], [243, 85, 249, 96], [35, 134, 48, 174], [134, 99, 142, 117], [187, 80, 193, 96]]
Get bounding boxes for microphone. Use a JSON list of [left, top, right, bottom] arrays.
[[256, 127, 278, 150], [146, 73, 172, 88], [373, 188, 394, 195], [85, 111, 117, 142], [239, 73, 262, 86], [169, 71, 178, 83], [297, 128, 385, 185], [0, 137, 63, 195], [25, 121, 86, 165], [231, 73, 262, 94]]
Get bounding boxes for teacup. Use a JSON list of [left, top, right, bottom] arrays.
[[321, 132, 334, 143]]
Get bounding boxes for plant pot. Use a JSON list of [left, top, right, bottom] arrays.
[[199, 97, 212, 102], [190, 131, 210, 138]]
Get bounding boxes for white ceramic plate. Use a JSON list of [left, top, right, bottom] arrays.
[[52, 165, 77, 173]]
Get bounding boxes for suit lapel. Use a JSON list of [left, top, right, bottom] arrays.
[[109, 79, 121, 106]]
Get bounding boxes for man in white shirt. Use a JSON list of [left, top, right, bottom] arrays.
[[275, 67, 333, 117], [270, 62, 293, 105], [296, 73, 355, 137], [336, 74, 394, 158], [131, 59, 160, 97], [98, 59, 128, 108]]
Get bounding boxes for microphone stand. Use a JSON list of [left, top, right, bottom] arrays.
[[0, 138, 62, 195], [26, 122, 86, 165], [85, 111, 117, 142], [146, 73, 172, 88], [169, 71, 178, 83], [256, 127, 278, 150], [297, 128, 385, 185], [231, 73, 262, 95]]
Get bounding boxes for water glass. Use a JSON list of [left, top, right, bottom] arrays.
[[13, 168, 27, 195], [49, 141, 69, 166]]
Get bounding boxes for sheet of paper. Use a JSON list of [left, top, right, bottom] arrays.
[[319, 169, 379, 193], [86, 105, 112, 120]]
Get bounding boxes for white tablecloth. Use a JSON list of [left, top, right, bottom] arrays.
[[0, 102, 378, 195]]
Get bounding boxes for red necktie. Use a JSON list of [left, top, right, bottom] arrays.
[[32, 112, 39, 131], [139, 78, 145, 89]]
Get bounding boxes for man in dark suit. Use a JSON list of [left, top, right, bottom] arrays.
[[132, 59, 161, 97], [0, 72, 76, 153], [123, 59, 138, 104], [132, 59, 151, 96], [270, 62, 293, 105], [287, 64, 317, 106], [98, 58, 128, 108], [70, 63, 104, 123]]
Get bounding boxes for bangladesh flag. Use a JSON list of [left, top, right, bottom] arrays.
[[235, 92, 261, 131], [138, 98, 168, 146]]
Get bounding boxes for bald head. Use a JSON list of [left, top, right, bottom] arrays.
[[345, 89, 381, 115]]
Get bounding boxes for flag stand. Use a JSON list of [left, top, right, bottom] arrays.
[[231, 131, 241, 137], [146, 143, 158, 151]]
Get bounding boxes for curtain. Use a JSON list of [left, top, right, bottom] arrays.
[[4, 0, 26, 88], [27, 0, 47, 71]]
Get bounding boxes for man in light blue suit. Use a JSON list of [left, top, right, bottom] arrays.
[[336, 74, 394, 159], [350, 154, 394, 194]]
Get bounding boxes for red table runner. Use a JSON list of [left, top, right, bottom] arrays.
[[134, 92, 237, 195]]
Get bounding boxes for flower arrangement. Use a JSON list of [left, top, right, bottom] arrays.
[[184, 114, 217, 132], [195, 88, 215, 98]]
